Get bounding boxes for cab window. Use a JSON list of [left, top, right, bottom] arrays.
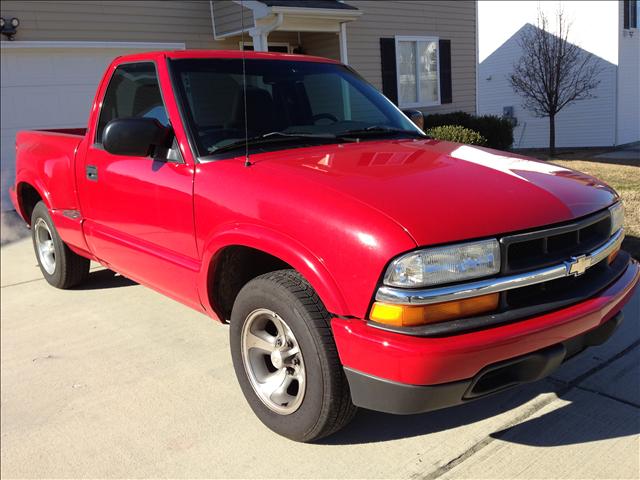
[[96, 62, 168, 144]]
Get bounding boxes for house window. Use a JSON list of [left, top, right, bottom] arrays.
[[623, 0, 638, 29], [395, 36, 440, 107]]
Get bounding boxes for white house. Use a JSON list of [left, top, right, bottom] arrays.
[[478, 0, 640, 149]]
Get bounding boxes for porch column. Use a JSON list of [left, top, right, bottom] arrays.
[[338, 22, 348, 64]]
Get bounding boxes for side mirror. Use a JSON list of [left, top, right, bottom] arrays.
[[402, 109, 424, 131], [103, 118, 170, 157]]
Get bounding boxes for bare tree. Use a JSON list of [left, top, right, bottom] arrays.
[[509, 10, 603, 156]]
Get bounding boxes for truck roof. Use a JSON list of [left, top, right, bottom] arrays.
[[114, 49, 341, 64]]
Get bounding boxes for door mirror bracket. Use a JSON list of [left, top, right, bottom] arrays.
[[402, 109, 424, 131]]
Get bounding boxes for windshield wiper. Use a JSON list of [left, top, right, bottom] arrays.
[[262, 131, 337, 140], [207, 131, 340, 155], [336, 126, 426, 139]]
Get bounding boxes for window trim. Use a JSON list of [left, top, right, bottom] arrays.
[[394, 35, 441, 108], [238, 41, 293, 53]]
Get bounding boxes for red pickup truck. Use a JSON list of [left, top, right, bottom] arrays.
[[10, 50, 638, 442]]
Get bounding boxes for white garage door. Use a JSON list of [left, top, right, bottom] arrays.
[[0, 42, 184, 210]]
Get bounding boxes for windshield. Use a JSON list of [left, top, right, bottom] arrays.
[[169, 58, 422, 157]]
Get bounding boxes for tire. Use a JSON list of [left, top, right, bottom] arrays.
[[230, 269, 357, 442], [31, 201, 90, 289]]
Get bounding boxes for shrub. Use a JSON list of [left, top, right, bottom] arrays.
[[424, 111, 475, 129], [426, 125, 488, 146], [423, 111, 514, 150], [473, 115, 515, 151]]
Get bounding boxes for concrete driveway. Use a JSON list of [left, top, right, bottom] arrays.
[[1, 236, 639, 479]]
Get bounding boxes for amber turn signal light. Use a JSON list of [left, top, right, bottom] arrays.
[[607, 247, 620, 265], [370, 293, 499, 327]]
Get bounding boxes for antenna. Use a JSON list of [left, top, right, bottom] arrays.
[[240, 0, 251, 167]]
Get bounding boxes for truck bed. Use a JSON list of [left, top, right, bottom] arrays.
[[31, 127, 87, 137], [14, 129, 88, 218]]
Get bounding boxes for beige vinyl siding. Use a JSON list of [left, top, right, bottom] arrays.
[[0, 1, 301, 50], [345, 0, 476, 114], [0, 0, 235, 49], [212, 0, 252, 37], [300, 32, 340, 60]]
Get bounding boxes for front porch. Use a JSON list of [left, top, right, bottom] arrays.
[[238, 31, 341, 61], [211, 0, 361, 63]]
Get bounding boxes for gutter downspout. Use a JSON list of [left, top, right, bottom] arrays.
[[250, 13, 283, 51], [475, 0, 479, 115], [614, 17, 620, 146]]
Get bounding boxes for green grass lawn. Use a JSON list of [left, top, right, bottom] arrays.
[[551, 160, 640, 259]]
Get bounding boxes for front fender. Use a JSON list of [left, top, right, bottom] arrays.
[[198, 223, 349, 319]]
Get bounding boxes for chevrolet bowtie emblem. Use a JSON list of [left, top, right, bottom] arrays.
[[568, 255, 591, 276]]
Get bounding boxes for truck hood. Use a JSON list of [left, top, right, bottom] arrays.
[[255, 139, 618, 246]]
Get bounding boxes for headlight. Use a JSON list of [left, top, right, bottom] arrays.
[[384, 239, 501, 288], [609, 202, 624, 235]]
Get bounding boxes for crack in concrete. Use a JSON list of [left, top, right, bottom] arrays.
[[419, 339, 640, 479], [1, 277, 46, 289], [417, 394, 559, 480], [1, 267, 102, 289], [553, 339, 640, 388]]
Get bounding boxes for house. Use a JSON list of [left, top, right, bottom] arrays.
[[478, 0, 640, 150], [0, 0, 477, 208]]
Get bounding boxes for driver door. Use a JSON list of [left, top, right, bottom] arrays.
[[78, 61, 200, 309]]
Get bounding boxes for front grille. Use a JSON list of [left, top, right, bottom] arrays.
[[499, 208, 617, 312], [504, 258, 611, 310], [501, 209, 611, 275]]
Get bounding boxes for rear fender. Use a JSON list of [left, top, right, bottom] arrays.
[[15, 170, 91, 252], [14, 171, 52, 222]]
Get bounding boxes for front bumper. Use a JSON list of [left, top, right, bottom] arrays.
[[344, 311, 623, 414], [332, 259, 639, 406]]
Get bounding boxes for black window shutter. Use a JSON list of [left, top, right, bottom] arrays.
[[380, 38, 398, 105], [624, 0, 630, 29], [439, 39, 452, 104]]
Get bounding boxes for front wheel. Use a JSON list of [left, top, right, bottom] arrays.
[[230, 270, 357, 442], [31, 201, 90, 289]]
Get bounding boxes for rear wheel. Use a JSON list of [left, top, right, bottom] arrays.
[[31, 201, 89, 289], [230, 269, 357, 442]]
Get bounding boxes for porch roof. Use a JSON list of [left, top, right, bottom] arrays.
[[260, 1, 358, 10], [241, 0, 361, 33]]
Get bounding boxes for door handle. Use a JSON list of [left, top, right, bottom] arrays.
[[86, 165, 98, 181]]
